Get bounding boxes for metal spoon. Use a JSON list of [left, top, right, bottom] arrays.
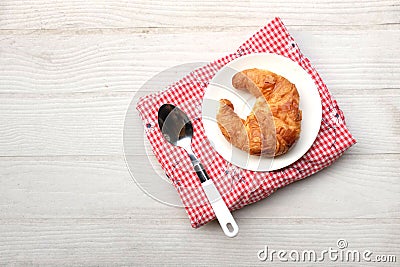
[[158, 104, 239, 237]]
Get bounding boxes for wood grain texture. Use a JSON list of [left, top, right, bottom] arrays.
[[0, 154, 398, 219], [0, 218, 398, 266], [0, 0, 399, 30], [0, 31, 399, 94]]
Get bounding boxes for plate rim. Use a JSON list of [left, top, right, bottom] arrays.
[[201, 52, 322, 172]]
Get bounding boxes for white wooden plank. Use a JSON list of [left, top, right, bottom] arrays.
[[0, 154, 398, 219], [0, 90, 398, 156], [0, 31, 399, 94], [0, 218, 398, 265], [0, 0, 399, 30], [0, 93, 129, 156]]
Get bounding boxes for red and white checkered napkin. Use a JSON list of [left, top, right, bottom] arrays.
[[136, 17, 356, 228]]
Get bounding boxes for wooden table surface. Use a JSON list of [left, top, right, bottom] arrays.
[[0, 1, 399, 266]]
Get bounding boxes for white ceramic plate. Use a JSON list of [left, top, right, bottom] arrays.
[[202, 53, 322, 171]]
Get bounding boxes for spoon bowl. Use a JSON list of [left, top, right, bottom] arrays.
[[158, 104, 196, 162], [158, 104, 193, 147]]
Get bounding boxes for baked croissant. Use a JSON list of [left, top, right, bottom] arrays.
[[217, 68, 302, 156]]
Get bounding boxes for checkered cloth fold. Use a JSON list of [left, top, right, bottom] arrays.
[[136, 17, 356, 228]]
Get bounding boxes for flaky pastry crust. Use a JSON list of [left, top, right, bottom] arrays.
[[217, 68, 302, 156]]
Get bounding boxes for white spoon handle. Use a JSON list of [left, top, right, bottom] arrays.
[[201, 179, 239, 238]]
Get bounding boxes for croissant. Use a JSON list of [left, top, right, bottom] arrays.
[[217, 68, 302, 156]]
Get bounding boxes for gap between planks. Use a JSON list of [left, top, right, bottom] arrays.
[[0, 23, 399, 35]]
